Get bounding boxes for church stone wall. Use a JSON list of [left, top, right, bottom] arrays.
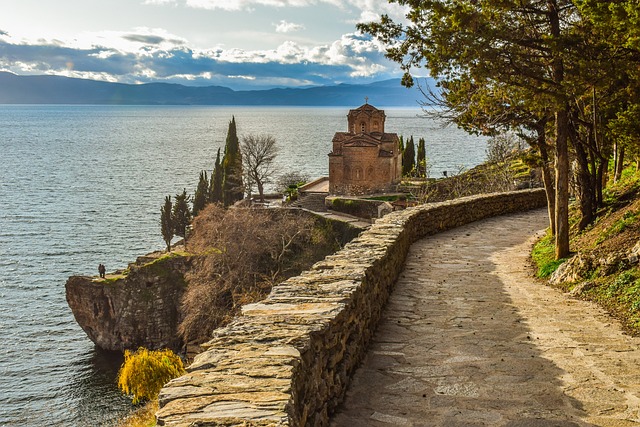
[[329, 104, 401, 196], [156, 189, 547, 427]]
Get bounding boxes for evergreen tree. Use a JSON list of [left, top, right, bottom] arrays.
[[209, 148, 223, 204], [192, 170, 209, 217], [398, 135, 404, 153], [417, 138, 426, 178], [402, 136, 416, 177], [222, 117, 244, 207], [160, 195, 173, 252], [172, 189, 192, 239]]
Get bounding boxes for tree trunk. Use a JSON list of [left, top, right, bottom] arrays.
[[257, 181, 265, 203], [555, 107, 571, 259], [573, 135, 595, 230], [534, 124, 556, 235], [548, 0, 570, 259], [615, 145, 625, 182]]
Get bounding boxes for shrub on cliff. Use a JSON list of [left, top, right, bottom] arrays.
[[179, 204, 336, 343], [117, 348, 185, 404]]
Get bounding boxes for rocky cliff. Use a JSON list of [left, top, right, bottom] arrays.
[[65, 252, 190, 352]]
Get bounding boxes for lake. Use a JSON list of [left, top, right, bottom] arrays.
[[0, 105, 486, 426]]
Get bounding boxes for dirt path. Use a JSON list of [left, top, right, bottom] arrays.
[[331, 209, 640, 427]]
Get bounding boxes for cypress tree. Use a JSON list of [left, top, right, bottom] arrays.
[[402, 136, 416, 177], [160, 195, 173, 252], [209, 148, 223, 204], [417, 137, 426, 177], [193, 170, 209, 217], [172, 188, 192, 239], [222, 117, 244, 207]]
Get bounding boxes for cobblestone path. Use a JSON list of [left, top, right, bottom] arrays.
[[331, 209, 640, 427]]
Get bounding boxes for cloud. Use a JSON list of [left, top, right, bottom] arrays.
[[274, 20, 305, 33], [143, 0, 178, 4], [0, 29, 399, 90], [0, 30, 8, 37], [145, 0, 407, 22], [184, 0, 320, 11], [122, 33, 186, 46]]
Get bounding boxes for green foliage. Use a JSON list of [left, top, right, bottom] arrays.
[[581, 268, 640, 332], [160, 196, 173, 252], [532, 231, 567, 278], [402, 136, 415, 177], [276, 171, 310, 193], [596, 210, 640, 244], [117, 348, 185, 404], [172, 189, 191, 239], [209, 148, 224, 204], [416, 138, 427, 177], [192, 170, 209, 217], [222, 117, 244, 206]]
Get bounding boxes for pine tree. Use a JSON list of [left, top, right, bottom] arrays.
[[417, 138, 426, 178], [209, 148, 223, 204], [222, 117, 244, 207], [172, 189, 192, 239], [402, 136, 416, 177], [192, 170, 209, 217], [160, 195, 173, 252]]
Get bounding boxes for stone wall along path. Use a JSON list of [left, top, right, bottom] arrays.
[[331, 209, 640, 427]]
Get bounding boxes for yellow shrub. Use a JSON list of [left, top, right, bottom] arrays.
[[117, 348, 186, 404]]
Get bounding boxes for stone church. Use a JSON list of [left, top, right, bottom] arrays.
[[328, 102, 402, 195]]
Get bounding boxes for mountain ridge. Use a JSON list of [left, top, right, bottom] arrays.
[[0, 72, 433, 106]]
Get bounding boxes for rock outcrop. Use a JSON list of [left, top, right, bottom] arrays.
[[66, 211, 365, 353], [66, 253, 190, 352]]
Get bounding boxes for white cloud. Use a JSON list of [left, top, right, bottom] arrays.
[[275, 20, 305, 33], [143, 0, 178, 4], [151, 0, 406, 22], [0, 24, 399, 89]]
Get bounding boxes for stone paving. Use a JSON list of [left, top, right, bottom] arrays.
[[331, 209, 640, 427]]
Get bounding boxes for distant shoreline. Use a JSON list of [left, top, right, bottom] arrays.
[[0, 72, 433, 107]]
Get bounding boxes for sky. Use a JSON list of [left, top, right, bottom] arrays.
[[0, 0, 411, 90]]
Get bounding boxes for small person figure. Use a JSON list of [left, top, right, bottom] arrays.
[[98, 263, 106, 278]]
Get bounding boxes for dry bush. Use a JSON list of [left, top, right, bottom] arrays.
[[179, 204, 326, 344]]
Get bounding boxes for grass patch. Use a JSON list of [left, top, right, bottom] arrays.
[[596, 210, 640, 244], [531, 231, 567, 278], [578, 268, 640, 334]]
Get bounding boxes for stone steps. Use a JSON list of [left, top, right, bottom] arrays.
[[296, 193, 328, 212]]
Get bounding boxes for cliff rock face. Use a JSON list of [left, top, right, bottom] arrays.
[[65, 253, 190, 352]]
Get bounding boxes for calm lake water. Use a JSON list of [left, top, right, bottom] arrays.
[[0, 105, 486, 426]]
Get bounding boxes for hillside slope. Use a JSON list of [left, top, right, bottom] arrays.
[[534, 168, 640, 335]]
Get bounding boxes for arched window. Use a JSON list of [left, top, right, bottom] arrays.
[[354, 167, 363, 180], [360, 122, 366, 133], [373, 121, 379, 131]]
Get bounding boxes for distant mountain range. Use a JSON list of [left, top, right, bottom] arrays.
[[0, 72, 435, 106]]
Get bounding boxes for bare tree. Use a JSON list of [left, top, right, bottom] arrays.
[[241, 134, 278, 202]]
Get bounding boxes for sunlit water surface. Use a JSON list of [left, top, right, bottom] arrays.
[[0, 105, 486, 426]]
